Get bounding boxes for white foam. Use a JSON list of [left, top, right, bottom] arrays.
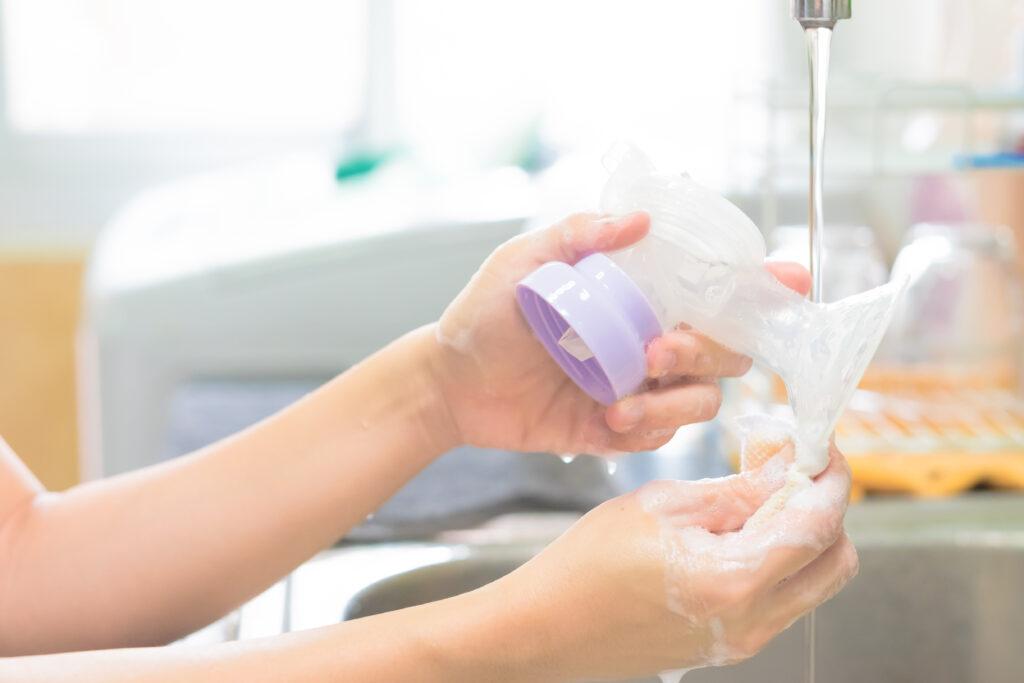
[[706, 617, 731, 666], [641, 452, 847, 669], [434, 320, 474, 354]]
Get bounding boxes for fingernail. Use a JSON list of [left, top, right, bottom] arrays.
[[652, 350, 677, 377]]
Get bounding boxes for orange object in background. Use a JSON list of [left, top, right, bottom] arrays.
[[756, 362, 1024, 500], [0, 256, 84, 490], [843, 361, 1024, 499]]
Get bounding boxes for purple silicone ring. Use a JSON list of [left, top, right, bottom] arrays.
[[516, 252, 662, 405]]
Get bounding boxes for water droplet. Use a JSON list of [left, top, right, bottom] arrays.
[[559, 454, 576, 464]]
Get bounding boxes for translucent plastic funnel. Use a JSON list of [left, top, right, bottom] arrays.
[[517, 145, 905, 474]]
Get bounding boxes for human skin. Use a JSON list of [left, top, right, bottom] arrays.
[[2, 446, 855, 683], [0, 212, 847, 682]]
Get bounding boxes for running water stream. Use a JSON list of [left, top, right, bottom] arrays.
[[803, 23, 834, 683]]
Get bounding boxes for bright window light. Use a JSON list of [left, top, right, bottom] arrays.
[[393, 0, 770, 183], [1, 0, 366, 133]]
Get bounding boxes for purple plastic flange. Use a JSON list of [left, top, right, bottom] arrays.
[[515, 252, 662, 405]]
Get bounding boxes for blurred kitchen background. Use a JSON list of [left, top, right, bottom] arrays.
[[3, 0, 1024, 517], [6, 2, 1024, 679]]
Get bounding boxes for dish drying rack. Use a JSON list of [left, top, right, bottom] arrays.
[[836, 367, 1024, 499], [730, 364, 1024, 500], [735, 79, 1024, 234]]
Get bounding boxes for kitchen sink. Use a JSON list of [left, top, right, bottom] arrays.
[[333, 495, 1024, 683]]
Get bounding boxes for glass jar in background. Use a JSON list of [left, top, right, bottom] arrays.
[[876, 222, 1024, 392]]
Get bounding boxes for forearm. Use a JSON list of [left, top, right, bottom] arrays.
[[0, 582, 561, 683], [0, 325, 459, 655]]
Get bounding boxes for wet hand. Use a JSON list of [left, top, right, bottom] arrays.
[[429, 212, 810, 455], [488, 442, 856, 680]]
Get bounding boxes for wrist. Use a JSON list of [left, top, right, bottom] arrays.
[[403, 323, 463, 455], [412, 576, 567, 682]]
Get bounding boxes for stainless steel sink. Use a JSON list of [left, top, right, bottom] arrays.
[[336, 495, 1024, 683]]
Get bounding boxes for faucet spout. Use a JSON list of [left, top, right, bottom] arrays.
[[791, 0, 851, 29]]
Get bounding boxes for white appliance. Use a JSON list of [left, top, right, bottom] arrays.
[[79, 157, 533, 478]]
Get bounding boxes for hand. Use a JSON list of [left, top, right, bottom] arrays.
[[429, 212, 811, 454], [486, 443, 856, 680]]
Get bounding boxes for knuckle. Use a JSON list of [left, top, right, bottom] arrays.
[[697, 384, 723, 420], [560, 212, 596, 235], [568, 211, 598, 225], [671, 333, 701, 372]]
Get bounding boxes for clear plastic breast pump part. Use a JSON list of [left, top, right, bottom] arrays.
[[517, 145, 904, 475]]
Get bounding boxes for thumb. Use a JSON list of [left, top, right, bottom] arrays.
[[527, 211, 650, 266]]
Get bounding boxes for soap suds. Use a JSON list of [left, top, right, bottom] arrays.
[[637, 420, 848, 672], [434, 317, 475, 355], [705, 617, 730, 666]]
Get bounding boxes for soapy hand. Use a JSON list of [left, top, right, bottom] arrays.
[[430, 212, 811, 455], [489, 440, 856, 681]]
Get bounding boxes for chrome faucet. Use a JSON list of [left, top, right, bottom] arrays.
[[791, 0, 851, 29]]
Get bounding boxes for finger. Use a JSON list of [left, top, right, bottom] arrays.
[[646, 330, 753, 379], [539, 211, 651, 265], [606, 427, 679, 454], [765, 260, 811, 296], [744, 446, 851, 588], [766, 533, 859, 630], [577, 411, 674, 456], [604, 380, 722, 434], [636, 445, 793, 533]]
